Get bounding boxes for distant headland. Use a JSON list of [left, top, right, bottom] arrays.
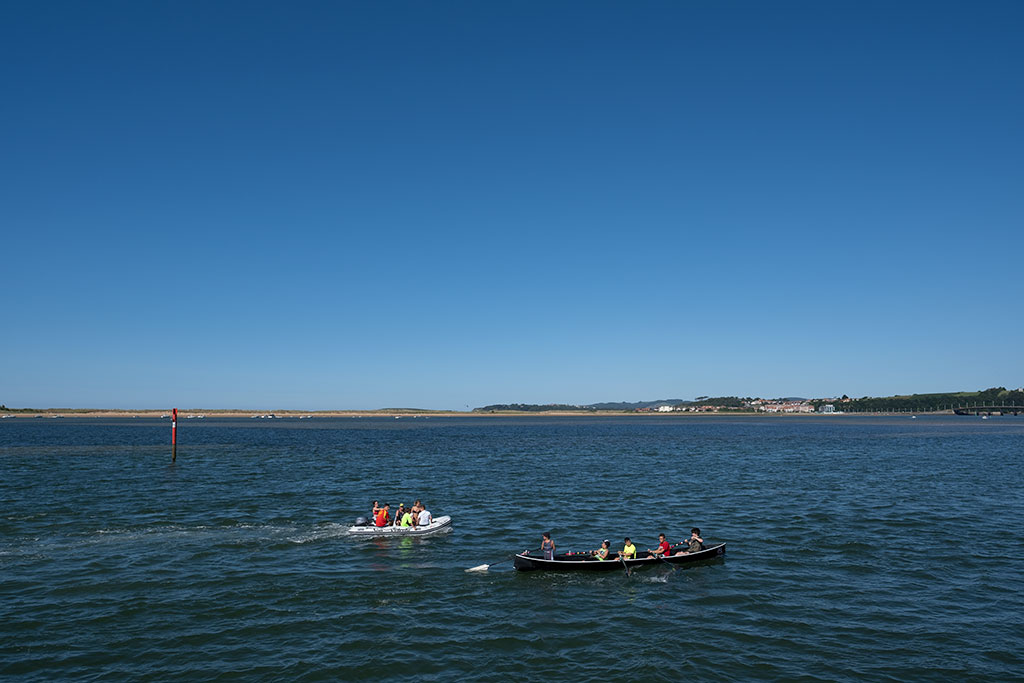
[[474, 387, 1023, 415], [1, 387, 1021, 418]]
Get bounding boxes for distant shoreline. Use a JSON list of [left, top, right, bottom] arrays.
[[0, 409, 958, 418]]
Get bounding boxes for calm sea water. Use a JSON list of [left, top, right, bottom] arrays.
[[1, 416, 1022, 681]]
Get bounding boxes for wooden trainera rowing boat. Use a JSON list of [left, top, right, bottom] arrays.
[[512, 542, 726, 572], [347, 515, 453, 537]]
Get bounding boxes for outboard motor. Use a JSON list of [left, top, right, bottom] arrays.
[[354, 516, 369, 527]]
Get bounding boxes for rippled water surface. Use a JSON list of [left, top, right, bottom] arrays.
[[2, 416, 1022, 681]]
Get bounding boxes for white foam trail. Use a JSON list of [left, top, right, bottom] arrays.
[[641, 574, 670, 583], [287, 524, 349, 544]]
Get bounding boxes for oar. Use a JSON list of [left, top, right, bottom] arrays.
[[618, 553, 631, 577], [650, 551, 678, 572], [467, 550, 530, 572], [466, 557, 511, 572]]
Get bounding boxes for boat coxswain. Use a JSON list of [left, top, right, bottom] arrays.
[[541, 532, 555, 560]]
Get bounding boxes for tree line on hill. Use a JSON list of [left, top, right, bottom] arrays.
[[475, 397, 749, 412], [475, 387, 1023, 413], [474, 403, 596, 412], [811, 387, 1023, 413]]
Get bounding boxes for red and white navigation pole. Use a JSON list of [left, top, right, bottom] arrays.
[[172, 407, 177, 462]]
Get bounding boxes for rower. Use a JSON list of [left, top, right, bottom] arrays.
[[621, 537, 637, 559], [678, 528, 704, 554], [649, 533, 671, 557], [593, 540, 611, 561]]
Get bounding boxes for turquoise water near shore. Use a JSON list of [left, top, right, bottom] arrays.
[[2, 416, 1022, 681]]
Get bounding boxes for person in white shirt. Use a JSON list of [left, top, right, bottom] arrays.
[[417, 505, 432, 527]]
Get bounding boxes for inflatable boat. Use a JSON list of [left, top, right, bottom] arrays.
[[347, 515, 453, 537]]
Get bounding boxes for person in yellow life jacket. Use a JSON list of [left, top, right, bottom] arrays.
[[621, 537, 637, 559], [593, 540, 612, 561], [400, 508, 415, 528]]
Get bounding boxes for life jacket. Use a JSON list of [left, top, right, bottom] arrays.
[[375, 509, 389, 527], [596, 548, 609, 561], [622, 543, 637, 559]]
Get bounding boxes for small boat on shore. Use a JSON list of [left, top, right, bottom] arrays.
[[347, 515, 453, 537], [512, 542, 726, 572]]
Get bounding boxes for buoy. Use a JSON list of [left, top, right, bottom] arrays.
[[171, 408, 177, 462]]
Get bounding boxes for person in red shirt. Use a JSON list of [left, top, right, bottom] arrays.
[[649, 533, 671, 558]]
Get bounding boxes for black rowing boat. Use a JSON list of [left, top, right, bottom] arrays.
[[512, 542, 726, 572]]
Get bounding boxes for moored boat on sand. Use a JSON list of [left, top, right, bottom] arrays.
[[512, 542, 726, 571]]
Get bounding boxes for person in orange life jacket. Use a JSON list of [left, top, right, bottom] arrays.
[[374, 503, 390, 527], [649, 533, 671, 557]]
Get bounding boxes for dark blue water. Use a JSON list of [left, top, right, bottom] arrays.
[[2, 416, 1022, 681]]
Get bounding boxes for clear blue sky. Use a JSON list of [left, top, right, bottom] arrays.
[[3, 1, 1021, 409]]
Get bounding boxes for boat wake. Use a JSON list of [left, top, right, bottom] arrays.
[[2, 521, 364, 558], [287, 524, 350, 544], [639, 573, 671, 583]]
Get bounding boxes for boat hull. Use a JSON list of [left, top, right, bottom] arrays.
[[347, 515, 453, 537], [513, 542, 726, 571]]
